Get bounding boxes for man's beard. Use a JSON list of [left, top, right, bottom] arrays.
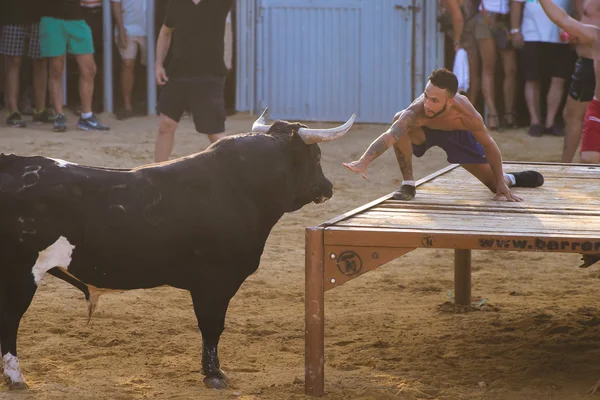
[[424, 103, 447, 119]]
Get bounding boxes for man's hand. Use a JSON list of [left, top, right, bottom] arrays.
[[511, 31, 524, 48], [118, 29, 128, 49], [156, 65, 169, 86], [493, 182, 523, 202], [342, 159, 369, 179]]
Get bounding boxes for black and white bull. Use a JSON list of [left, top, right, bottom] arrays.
[[0, 110, 355, 390]]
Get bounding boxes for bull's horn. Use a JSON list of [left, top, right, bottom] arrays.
[[297, 114, 356, 144], [251, 107, 271, 133]]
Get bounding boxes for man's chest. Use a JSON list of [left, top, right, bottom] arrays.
[[421, 116, 471, 132]]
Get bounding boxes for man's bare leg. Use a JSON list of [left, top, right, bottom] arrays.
[[562, 97, 588, 162], [5, 55, 22, 115], [461, 163, 544, 195], [391, 127, 425, 200], [74, 54, 97, 115], [155, 114, 178, 162], [545, 77, 566, 131], [49, 56, 65, 115], [207, 133, 226, 144]]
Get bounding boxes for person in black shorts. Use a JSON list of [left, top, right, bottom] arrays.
[[154, 0, 233, 162], [560, 0, 599, 162]]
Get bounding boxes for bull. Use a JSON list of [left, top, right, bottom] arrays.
[[0, 110, 355, 390]]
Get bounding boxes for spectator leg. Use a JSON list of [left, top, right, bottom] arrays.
[[74, 54, 97, 115], [478, 38, 498, 129], [5, 56, 23, 114], [466, 47, 481, 107], [49, 56, 65, 115], [121, 59, 135, 111], [32, 58, 49, 112], [500, 48, 517, 118], [562, 97, 587, 162], [525, 80, 541, 125], [545, 77, 565, 129]]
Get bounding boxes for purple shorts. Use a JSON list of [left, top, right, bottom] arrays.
[[412, 127, 487, 164]]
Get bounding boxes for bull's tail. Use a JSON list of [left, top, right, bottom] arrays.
[[47, 268, 99, 324]]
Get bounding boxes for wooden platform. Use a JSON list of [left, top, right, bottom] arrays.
[[304, 162, 600, 397]]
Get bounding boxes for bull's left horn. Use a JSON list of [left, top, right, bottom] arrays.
[[252, 107, 271, 133], [297, 114, 356, 144]]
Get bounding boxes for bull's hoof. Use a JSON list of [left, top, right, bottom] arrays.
[[8, 381, 28, 390], [203, 376, 228, 389]]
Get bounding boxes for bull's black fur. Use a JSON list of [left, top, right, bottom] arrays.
[[0, 121, 332, 389]]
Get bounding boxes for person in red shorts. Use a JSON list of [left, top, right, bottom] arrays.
[[540, 0, 600, 164]]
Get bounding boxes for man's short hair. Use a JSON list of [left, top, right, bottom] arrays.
[[428, 68, 458, 97]]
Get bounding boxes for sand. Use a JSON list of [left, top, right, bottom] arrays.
[[1, 110, 598, 400]]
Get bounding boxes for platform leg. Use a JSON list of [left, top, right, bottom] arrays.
[[305, 227, 325, 396], [454, 249, 471, 306]]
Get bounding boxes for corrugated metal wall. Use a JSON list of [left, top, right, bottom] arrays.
[[235, 0, 257, 113], [236, 0, 445, 123]]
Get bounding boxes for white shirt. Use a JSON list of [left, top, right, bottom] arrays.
[[111, 0, 147, 37], [480, 0, 510, 14], [513, 0, 573, 43]]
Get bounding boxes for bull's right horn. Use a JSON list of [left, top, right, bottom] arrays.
[[297, 114, 356, 145]]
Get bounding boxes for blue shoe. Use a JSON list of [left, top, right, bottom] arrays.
[[77, 114, 110, 131]]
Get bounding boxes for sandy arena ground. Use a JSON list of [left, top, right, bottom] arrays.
[[1, 110, 599, 400]]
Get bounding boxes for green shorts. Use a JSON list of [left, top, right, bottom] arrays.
[[39, 17, 94, 57]]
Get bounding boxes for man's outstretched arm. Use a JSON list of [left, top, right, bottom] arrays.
[[539, 0, 598, 44], [343, 109, 418, 178]]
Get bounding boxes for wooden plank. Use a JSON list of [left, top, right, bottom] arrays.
[[323, 227, 600, 252], [318, 164, 459, 227], [375, 204, 600, 216], [334, 214, 600, 236]]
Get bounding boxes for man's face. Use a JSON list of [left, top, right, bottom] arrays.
[[423, 82, 452, 119]]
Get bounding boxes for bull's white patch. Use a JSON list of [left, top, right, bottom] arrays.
[[49, 158, 77, 168], [3, 353, 24, 383], [31, 236, 75, 285]]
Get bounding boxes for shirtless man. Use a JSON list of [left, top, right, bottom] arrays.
[[561, 0, 600, 162], [539, 0, 600, 164], [343, 68, 544, 202]]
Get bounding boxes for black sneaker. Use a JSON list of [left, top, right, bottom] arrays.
[[392, 184, 416, 200], [33, 108, 56, 124], [7, 112, 26, 127], [546, 125, 564, 137], [77, 114, 110, 131], [53, 114, 68, 132], [511, 171, 544, 188]]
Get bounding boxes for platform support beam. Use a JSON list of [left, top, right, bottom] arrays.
[[305, 227, 325, 397], [454, 249, 472, 306]]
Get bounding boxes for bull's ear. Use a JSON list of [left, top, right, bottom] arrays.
[[289, 123, 309, 139]]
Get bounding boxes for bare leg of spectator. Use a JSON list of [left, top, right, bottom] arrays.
[[500, 48, 517, 127], [562, 97, 588, 162], [525, 80, 541, 125], [6, 55, 23, 114], [478, 37, 499, 130], [74, 54, 97, 115], [49, 56, 65, 115], [121, 59, 135, 112], [467, 48, 481, 107], [155, 115, 179, 162], [32, 59, 48, 112], [207, 133, 226, 144], [545, 77, 566, 132]]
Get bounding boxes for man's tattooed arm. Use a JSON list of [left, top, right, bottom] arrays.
[[361, 110, 418, 162]]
